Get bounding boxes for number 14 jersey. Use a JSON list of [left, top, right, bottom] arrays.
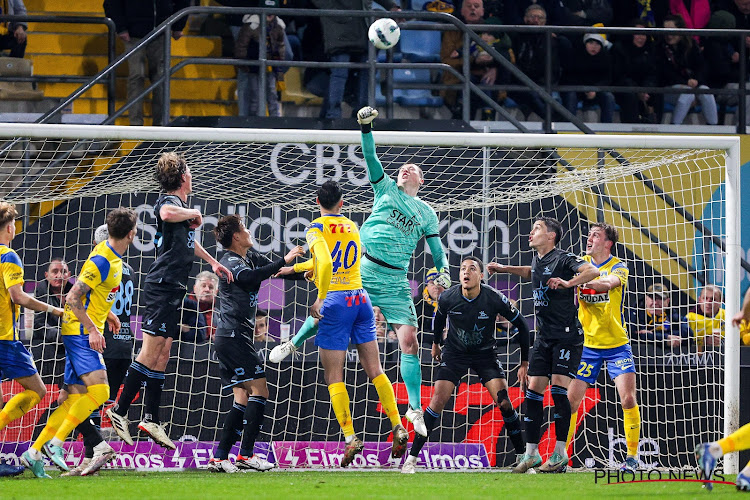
[[305, 214, 362, 292]]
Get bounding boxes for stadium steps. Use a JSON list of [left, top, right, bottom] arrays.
[[20, 0, 237, 126], [559, 149, 723, 296]]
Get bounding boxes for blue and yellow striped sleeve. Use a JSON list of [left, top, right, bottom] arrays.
[[1, 250, 24, 289]]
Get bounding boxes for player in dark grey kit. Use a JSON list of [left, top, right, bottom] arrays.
[[489, 217, 599, 473], [401, 256, 531, 474], [107, 152, 232, 451], [206, 214, 304, 473]]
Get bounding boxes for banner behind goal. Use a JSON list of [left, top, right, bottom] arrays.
[[0, 125, 740, 472]]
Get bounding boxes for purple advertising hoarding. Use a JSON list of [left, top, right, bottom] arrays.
[[0, 441, 488, 470]]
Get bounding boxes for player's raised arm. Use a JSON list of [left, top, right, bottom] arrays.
[[425, 225, 451, 288], [487, 262, 532, 279], [194, 240, 233, 283], [357, 106, 386, 184], [234, 246, 304, 290]]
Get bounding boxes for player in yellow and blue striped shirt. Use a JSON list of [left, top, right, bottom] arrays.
[[0, 202, 64, 478], [565, 223, 640, 472], [22, 208, 137, 478]]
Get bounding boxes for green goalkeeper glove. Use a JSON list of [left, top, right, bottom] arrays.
[[434, 268, 451, 289], [357, 106, 378, 132]]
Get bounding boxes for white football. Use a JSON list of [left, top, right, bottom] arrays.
[[368, 18, 400, 50]]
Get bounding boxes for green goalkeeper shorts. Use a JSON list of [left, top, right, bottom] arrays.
[[361, 257, 418, 328]]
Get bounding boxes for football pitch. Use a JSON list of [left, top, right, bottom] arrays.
[[0, 470, 741, 499]]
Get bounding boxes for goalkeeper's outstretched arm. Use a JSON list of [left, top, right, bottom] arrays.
[[357, 106, 386, 184]]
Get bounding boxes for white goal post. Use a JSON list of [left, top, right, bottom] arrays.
[[0, 123, 740, 472]]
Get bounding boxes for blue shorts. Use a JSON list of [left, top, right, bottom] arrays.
[[0, 340, 37, 381], [576, 344, 636, 384], [316, 289, 377, 351], [62, 334, 106, 386]]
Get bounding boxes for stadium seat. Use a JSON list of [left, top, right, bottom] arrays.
[[393, 68, 443, 107], [399, 27, 441, 63], [280, 67, 323, 106]]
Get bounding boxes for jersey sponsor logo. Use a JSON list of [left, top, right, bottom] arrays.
[[8, 271, 21, 281], [386, 208, 419, 236], [187, 230, 196, 249], [248, 293, 258, 307], [579, 287, 609, 304], [533, 285, 550, 307], [81, 269, 98, 282], [106, 285, 120, 302], [455, 324, 485, 346], [477, 310, 489, 320], [543, 266, 552, 275]]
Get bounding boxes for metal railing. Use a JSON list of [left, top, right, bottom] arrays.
[[0, 15, 117, 116]]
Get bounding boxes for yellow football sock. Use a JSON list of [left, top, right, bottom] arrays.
[[372, 373, 401, 428], [566, 411, 578, 449], [719, 422, 750, 454], [623, 404, 641, 457], [53, 384, 109, 443], [31, 394, 80, 452], [0, 389, 41, 431], [328, 382, 354, 438]]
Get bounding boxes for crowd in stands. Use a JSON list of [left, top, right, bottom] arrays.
[[196, 0, 750, 125]]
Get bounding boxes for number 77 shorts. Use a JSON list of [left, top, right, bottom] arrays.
[[528, 336, 584, 379], [315, 289, 377, 351]]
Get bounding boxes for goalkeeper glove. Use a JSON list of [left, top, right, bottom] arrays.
[[434, 268, 451, 289], [357, 106, 378, 133]]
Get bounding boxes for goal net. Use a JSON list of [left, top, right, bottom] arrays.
[[0, 124, 740, 472]]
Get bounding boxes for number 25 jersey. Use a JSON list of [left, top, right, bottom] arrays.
[[305, 214, 362, 292]]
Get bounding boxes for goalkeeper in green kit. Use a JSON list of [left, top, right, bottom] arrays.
[[270, 106, 450, 436]]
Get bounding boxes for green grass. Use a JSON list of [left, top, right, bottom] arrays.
[[0, 470, 741, 499]]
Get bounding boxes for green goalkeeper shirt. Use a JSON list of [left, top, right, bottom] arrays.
[[359, 131, 449, 273]]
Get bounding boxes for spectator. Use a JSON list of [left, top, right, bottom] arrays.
[[686, 284, 725, 350], [561, 0, 614, 26], [657, 14, 718, 124], [509, 5, 563, 120], [31, 258, 71, 382], [103, 0, 189, 126], [503, 0, 568, 26], [612, 0, 669, 28], [0, 0, 27, 58], [311, 0, 399, 119], [416, 267, 445, 342], [702, 11, 750, 125], [561, 31, 615, 123], [628, 283, 692, 348], [668, 0, 710, 31], [255, 309, 269, 342], [715, 0, 750, 29], [612, 19, 659, 123], [441, 0, 513, 119], [181, 270, 219, 342], [235, 10, 286, 117]]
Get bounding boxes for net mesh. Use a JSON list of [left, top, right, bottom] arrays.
[[0, 127, 731, 470]]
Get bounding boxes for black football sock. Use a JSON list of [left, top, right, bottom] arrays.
[[114, 361, 150, 417], [524, 389, 544, 447], [240, 396, 266, 457], [408, 406, 440, 458], [498, 389, 524, 455], [550, 385, 571, 444], [216, 402, 245, 460], [143, 371, 166, 423]]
